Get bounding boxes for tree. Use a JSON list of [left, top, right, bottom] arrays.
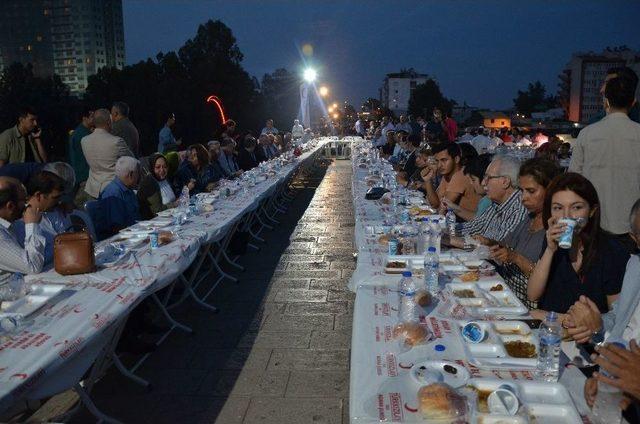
[[513, 81, 558, 117], [260, 68, 300, 130], [85, 19, 262, 154], [0, 63, 79, 160], [408, 79, 453, 118]]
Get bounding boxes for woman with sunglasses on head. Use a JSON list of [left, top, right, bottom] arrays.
[[527, 173, 629, 321]]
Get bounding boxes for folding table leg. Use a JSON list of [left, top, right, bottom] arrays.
[[73, 382, 124, 424]]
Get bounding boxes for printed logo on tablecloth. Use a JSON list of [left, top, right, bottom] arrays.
[[57, 336, 84, 359], [0, 332, 51, 352]]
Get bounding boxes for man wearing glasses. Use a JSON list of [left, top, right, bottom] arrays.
[[0, 176, 46, 287], [457, 156, 528, 241]]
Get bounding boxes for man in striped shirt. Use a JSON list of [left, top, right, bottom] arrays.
[[458, 155, 528, 241]]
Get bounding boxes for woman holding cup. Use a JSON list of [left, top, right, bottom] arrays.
[[527, 173, 629, 321]]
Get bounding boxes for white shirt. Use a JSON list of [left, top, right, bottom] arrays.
[[569, 112, 640, 234], [158, 179, 176, 205], [395, 122, 412, 134], [470, 135, 493, 154], [355, 120, 363, 135], [622, 301, 640, 341], [291, 123, 304, 139], [0, 217, 45, 286]]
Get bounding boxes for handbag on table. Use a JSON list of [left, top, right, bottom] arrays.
[[53, 228, 96, 275]]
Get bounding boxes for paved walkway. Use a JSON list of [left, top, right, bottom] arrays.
[[70, 159, 355, 423]]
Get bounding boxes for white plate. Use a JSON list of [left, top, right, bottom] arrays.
[[1, 284, 65, 318], [457, 321, 538, 368], [467, 378, 581, 424], [410, 360, 470, 388]]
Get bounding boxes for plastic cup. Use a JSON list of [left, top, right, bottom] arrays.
[[488, 388, 520, 415], [461, 322, 486, 343], [558, 218, 576, 249]]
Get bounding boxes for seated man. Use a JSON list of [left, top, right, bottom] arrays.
[[218, 138, 242, 178], [618, 198, 640, 254], [238, 135, 260, 171], [421, 143, 479, 213], [11, 170, 66, 265], [97, 156, 140, 240], [456, 155, 528, 241], [394, 135, 419, 180], [0, 176, 45, 286]]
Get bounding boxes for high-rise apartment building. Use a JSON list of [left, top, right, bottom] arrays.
[[0, 0, 125, 95], [380, 69, 430, 116], [559, 47, 640, 123]]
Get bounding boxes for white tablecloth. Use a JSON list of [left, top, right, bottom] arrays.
[[0, 139, 330, 413], [347, 140, 596, 423]]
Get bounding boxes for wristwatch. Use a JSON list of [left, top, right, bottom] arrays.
[[591, 328, 605, 345]]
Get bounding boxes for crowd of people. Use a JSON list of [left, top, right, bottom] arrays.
[[0, 103, 314, 353], [370, 66, 640, 419]]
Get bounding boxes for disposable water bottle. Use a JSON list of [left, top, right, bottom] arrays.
[[179, 186, 190, 209], [445, 208, 457, 236], [418, 218, 432, 254], [536, 311, 562, 382], [423, 247, 439, 294], [592, 339, 628, 424], [429, 218, 442, 255], [397, 271, 418, 323]]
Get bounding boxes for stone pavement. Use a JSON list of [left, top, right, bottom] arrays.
[[69, 159, 356, 424]]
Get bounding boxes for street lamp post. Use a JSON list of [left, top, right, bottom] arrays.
[[299, 67, 317, 129]]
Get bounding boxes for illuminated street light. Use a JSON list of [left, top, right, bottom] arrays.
[[319, 86, 329, 97], [328, 105, 335, 113], [332, 102, 338, 108], [332, 113, 339, 119], [303, 68, 317, 83]]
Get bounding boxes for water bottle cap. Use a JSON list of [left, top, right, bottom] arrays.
[[402, 271, 412, 277], [547, 311, 558, 321], [427, 247, 436, 253]]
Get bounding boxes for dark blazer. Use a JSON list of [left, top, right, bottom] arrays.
[[238, 148, 259, 171]]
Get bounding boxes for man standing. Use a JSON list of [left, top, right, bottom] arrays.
[[158, 112, 181, 153], [0, 176, 45, 286], [68, 107, 93, 190], [470, 128, 493, 154], [421, 143, 479, 212], [0, 108, 48, 167], [443, 111, 458, 142], [81, 109, 134, 200], [425, 108, 444, 140], [261, 119, 279, 136], [291, 119, 304, 139], [569, 72, 640, 235], [111, 101, 140, 156]]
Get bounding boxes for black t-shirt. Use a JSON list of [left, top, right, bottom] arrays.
[[538, 234, 629, 314]]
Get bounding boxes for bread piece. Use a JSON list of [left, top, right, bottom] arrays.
[[415, 290, 432, 307], [393, 322, 428, 346], [459, 270, 479, 282], [418, 383, 468, 420]]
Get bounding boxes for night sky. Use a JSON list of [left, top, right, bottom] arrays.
[[123, 0, 640, 110]]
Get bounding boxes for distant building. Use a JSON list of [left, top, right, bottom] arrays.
[[0, 0, 125, 95], [380, 69, 429, 116], [465, 111, 511, 129], [559, 47, 640, 123], [531, 108, 566, 121]]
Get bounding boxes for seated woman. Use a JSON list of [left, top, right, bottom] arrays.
[[527, 173, 629, 320], [488, 158, 561, 308], [173, 144, 219, 195], [137, 154, 177, 220], [445, 154, 492, 221]]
